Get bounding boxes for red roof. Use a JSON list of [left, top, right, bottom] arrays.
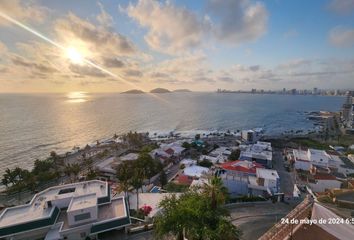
[[313, 173, 337, 180], [178, 174, 193, 185], [220, 160, 264, 174], [165, 148, 175, 155]]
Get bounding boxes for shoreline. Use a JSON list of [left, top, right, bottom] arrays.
[[0, 117, 328, 174]]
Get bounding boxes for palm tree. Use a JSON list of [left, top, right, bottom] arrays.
[[130, 169, 144, 210], [116, 162, 134, 209], [202, 176, 228, 210], [71, 163, 81, 181]]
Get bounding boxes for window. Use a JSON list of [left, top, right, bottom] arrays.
[[74, 212, 91, 221], [80, 232, 86, 238]]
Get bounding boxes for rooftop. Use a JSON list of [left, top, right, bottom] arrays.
[[221, 160, 263, 174], [67, 193, 97, 212], [183, 165, 209, 178], [120, 153, 138, 161], [256, 168, 279, 180], [313, 173, 337, 180], [240, 142, 272, 161], [57, 197, 126, 231], [0, 180, 108, 228]]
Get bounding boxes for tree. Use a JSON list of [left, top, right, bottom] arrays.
[[1, 167, 33, 192], [154, 190, 241, 240], [71, 163, 81, 181], [198, 159, 213, 168], [202, 176, 228, 210], [116, 162, 133, 200], [228, 149, 241, 161], [130, 169, 144, 210], [182, 142, 191, 149], [135, 152, 161, 183], [159, 170, 167, 188], [64, 163, 81, 182], [86, 168, 98, 180], [50, 151, 58, 160]]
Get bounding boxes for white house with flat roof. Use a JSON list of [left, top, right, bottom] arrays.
[[293, 148, 334, 171], [183, 165, 209, 178], [0, 180, 130, 240], [248, 168, 280, 196], [240, 141, 273, 168]]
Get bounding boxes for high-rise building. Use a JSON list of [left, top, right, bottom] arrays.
[[313, 87, 318, 95], [342, 91, 354, 129]]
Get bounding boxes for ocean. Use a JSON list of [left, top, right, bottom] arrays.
[[0, 92, 343, 174]]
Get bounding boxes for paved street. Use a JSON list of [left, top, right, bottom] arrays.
[[273, 149, 295, 196], [229, 202, 297, 240]]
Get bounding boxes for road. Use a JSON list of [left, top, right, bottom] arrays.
[[229, 202, 297, 240], [273, 149, 295, 196]]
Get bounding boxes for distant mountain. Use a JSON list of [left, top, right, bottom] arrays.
[[173, 89, 192, 92], [121, 89, 145, 94], [150, 88, 171, 93]]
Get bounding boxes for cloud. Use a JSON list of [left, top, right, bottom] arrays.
[[0, 0, 48, 26], [11, 55, 58, 74], [218, 76, 234, 82], [69, 64, 108, 78], [0, 41, 7, 54], [126, 0, 268, 54], [54, 13, 136, 56], [277, 59, 312, 69], [329, 26, 354, 48], [97, 2, 114, 27], [149, 72, 170, 79], [328, 0, 354, 15], [102, 57, 125, 68], [126, 0, 209, 54], [207, 0, 268, 44], [124, 69, 143, 77]]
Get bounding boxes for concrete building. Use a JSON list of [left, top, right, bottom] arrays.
[[0, 180, 130, 240], [248, 168, 280, 195], [307, 173, 342, 193], [293, 148, 334, 171], [241, 130, 258, 143], [239, 141, 273, 168], [341, 91, 354, 131]]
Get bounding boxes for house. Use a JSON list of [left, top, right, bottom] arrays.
[[95, 157, 119, 180], [200, 147, 232, 164], [180, 159, 197, 167], [159, 142, 186, 157], [220, 160, 264, 177], [177, 175, 194, 185], [241, 130, 258, 143], [183, 165, 209, 178], [150, 141, 186, 163], [239, 141, 273, 168], [0, 180, 130, 240], [307, 173, 342, 193], [219, 160, 264, 197], [120, 153, 139, 161], [248, 168, 280, 195], [293, 148, 331, 171]]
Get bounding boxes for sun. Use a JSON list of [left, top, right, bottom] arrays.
[[66, 47, 84, 65]]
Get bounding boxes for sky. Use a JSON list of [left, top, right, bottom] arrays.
[[0, 0, 354, 93]]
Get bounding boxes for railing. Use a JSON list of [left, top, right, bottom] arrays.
[[259, 195, 313, 240]]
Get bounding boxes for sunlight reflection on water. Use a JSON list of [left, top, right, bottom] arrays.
[[66, 91, 88, 103]]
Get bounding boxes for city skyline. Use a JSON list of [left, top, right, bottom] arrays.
[[0, 0, 354, 93]]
